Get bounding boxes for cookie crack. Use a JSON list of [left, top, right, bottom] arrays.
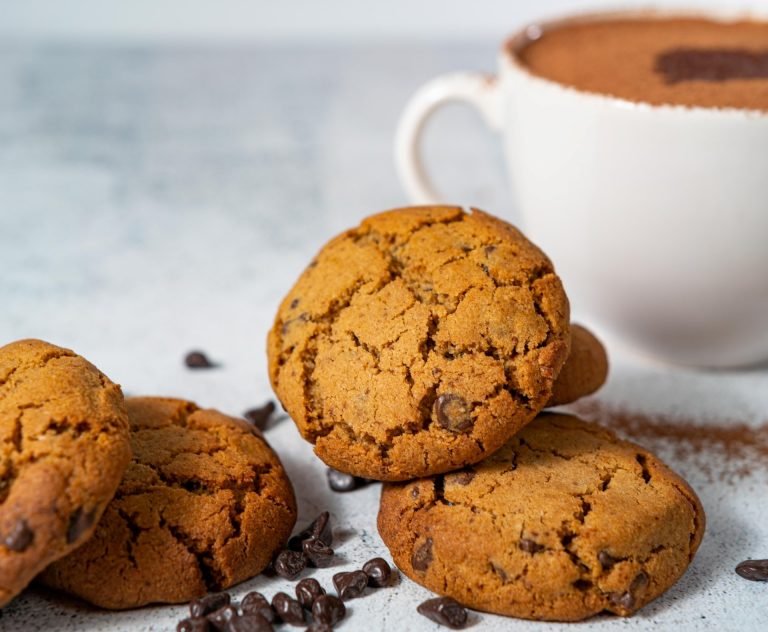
[[166, 522, 223, 592], [116, 508, 143, 570], [277, 209, 567, 464]]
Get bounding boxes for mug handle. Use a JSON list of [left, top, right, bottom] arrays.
[[395, 72, 503, 204]]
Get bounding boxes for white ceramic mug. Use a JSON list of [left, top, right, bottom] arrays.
[[395, 11, 768, 368]]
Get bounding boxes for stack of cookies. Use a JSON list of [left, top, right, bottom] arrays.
[[0, 339, 297, 611], [268, 206, 705, 621]]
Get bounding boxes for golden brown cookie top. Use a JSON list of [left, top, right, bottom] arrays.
[[41, 397, 297, 609], [378, 413, 705, 621], [268, 206, 570, 480], [0, 339, 131, 607]]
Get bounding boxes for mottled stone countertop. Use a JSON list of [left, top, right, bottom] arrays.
[[0, 41, 765, 631]]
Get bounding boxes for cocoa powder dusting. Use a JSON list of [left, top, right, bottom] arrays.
[[570, 400, 768, 483]]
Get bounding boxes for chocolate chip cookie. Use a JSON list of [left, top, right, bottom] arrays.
[[268, 206, 570, 481], [40, 397, 297, 609], [378, 413, 705, 621], [547, 324, 608, 407], [0, 339, 131, 607]]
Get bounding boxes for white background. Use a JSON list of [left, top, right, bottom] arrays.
[[0, 0, 764, 41]]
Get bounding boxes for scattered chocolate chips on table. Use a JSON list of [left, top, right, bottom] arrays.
[[295, 577, 326, 609], [326, 468, 374, 493], [272, 592, 306, 625], [417, 596, 469, 629], [190, 592, 232, 618], [274, 549, 307, 580], [362, 557, 392, 588], [333, 570, 369, 600], [207, 603, 238, 630], [241, 592, 276, 622], [227, 613, 273, 632], [175, 520, 396, 632], [302, 538, 334, 568], [244, 401, 279, 431], [289, 512, 333, 550], [311, 594, 346, 626], [185, 350, 216, 369], [735, 559, 768, 581], [176, 617, 210, 632]]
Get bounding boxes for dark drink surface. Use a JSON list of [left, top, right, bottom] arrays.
[[515, 16, 768, 111]]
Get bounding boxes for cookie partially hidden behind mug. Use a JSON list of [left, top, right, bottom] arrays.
[[0, 339, 131, 607], [547, 324, 608, 407], [378, 413, 705, 621], [268, 206, 570, 481], [40, 397, 297, 609]]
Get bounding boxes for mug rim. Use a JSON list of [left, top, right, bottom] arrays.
[[501, 7, 768, 119]]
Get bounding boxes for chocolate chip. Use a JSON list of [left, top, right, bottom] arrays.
[[417, 596, 468, 629], [332, 570, 368, 600], [451, 470, 475, 486], [207, 604, 238, 631], [3, 518, 33, 552], [519, 538, 544, 554], [241, 592, 275, 622], [736, 559, 768, 581], [177, 617, 211, 632], [362, 557, 392, 587], [326, 468, 373, 493], [305, 624, 332, 632], [185, 351, 216, 369], [484, 245, 497, 256], [225, 613, 273, 632], [598, 550, 618, 570], [610, 590, 635, 610], [412, 538, 433, 571], [271, 592, 305, 626], [302, 538, 334, 568], [243, 401, 278, 431], [190, 592, 232, 618], [434, 394, 473, 432], [295, 577, 325, 609], [631, 571, 649, 591], [66, 507, 96, 544], [610, 572, 648, 611], [311, 594, 346, 626], [289, 512, 333, 551], [274, 549, 306, 579]]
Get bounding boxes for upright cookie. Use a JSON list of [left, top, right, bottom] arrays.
[[378, 413, 705, 621], [0, 339, 131, 607], [268, 206, 570, 481], [41, 397, 297, 609], [547, 324, 609, 407]]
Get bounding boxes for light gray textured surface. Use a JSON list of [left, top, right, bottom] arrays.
[[0, 41, 766, 631]]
